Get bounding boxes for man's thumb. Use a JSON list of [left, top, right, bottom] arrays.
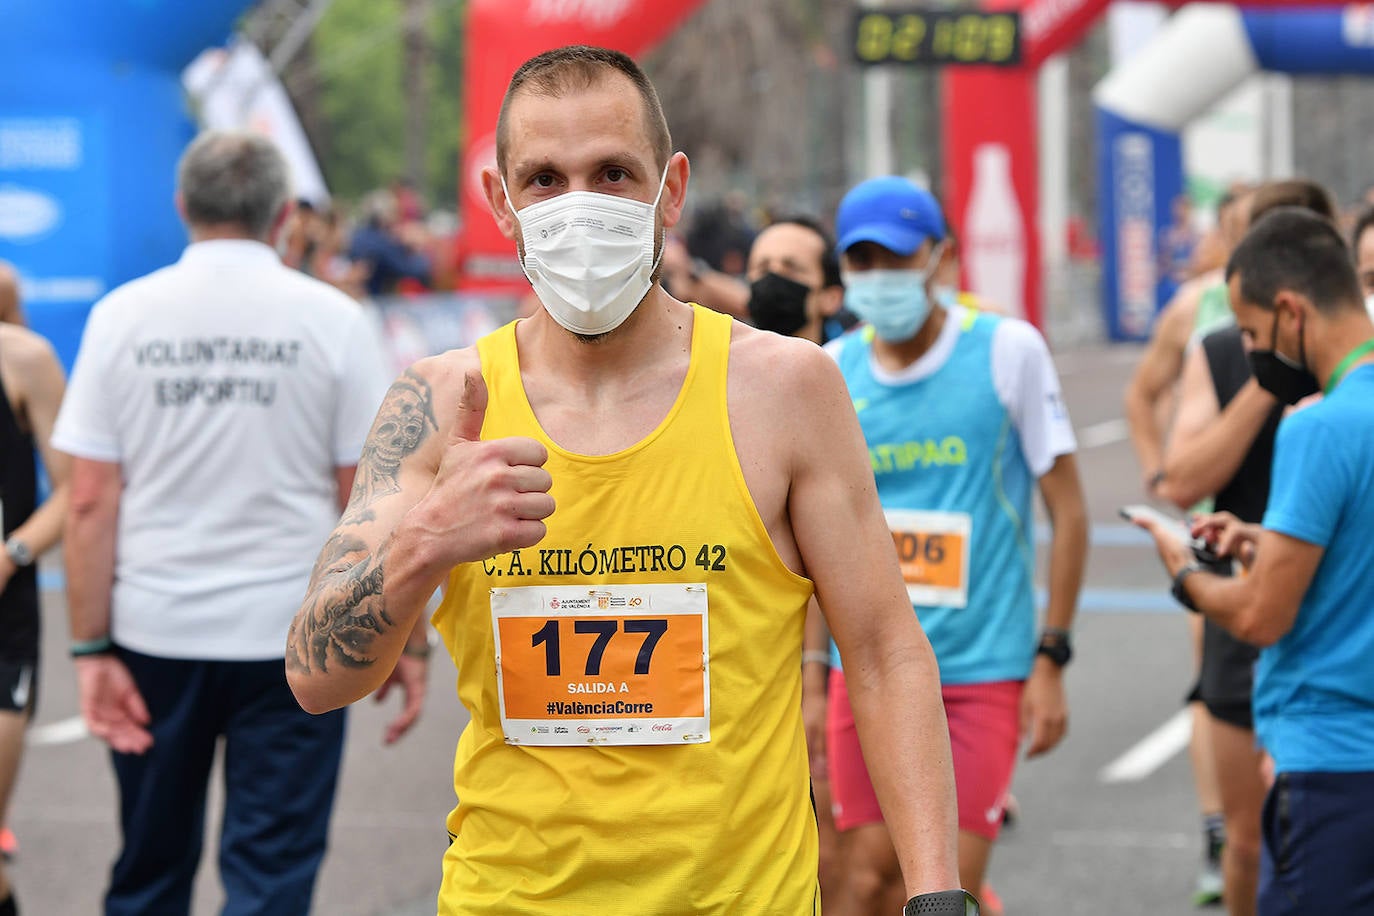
[[451, 369, 488, 443]]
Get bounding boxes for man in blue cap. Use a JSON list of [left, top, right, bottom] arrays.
[[809, 176, 1088, 915]]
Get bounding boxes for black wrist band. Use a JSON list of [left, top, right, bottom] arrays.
[[1036, 628, 1073, 667], [903, 889, 980, 915], [1172, 562, 1204, 613]]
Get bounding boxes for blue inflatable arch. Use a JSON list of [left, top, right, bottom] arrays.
[[0, 0, 253, 368], [1094, 4, 1374, 341]]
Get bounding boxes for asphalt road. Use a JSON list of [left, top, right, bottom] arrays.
[[10, 341, 1222, 915]]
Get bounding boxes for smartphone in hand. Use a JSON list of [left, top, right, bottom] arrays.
[[1120, 504, 1231, 572], [1119, 504, 1191, 541]]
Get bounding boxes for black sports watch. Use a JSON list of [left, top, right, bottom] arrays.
[[1036, 628, 1073, 668], [904, 889, 980, 915], [1172, 562, 1205, 613]]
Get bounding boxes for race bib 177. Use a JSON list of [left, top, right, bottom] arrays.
[[489, 583, 710, 747]]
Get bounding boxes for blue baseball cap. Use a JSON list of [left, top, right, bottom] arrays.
[[835, 176, 947, 257]]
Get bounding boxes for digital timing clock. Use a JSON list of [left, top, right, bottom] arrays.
[[852, 8, 1023, 67]]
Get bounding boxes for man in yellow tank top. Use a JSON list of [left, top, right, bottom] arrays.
[[285, 45, 972, 916]]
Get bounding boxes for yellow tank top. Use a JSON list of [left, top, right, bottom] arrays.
[[433, 305, 818, 915]]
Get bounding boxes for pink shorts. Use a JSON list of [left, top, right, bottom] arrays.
[[826, 668, 1022, 841]]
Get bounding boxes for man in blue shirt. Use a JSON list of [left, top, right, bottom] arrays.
[[1137, 206, 1374, 914]]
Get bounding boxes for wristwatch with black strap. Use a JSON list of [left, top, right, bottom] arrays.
[[904, 889, 980, 915], [1172, 561, 1205, 613], [1035, 627, 1073, 668]]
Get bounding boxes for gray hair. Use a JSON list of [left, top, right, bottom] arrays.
[[176, 131, 290, 239]]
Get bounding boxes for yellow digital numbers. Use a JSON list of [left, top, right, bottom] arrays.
[[852, 9, 1023, 67]]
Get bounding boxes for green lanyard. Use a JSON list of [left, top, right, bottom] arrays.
[[1324, 338, 1374, 396]]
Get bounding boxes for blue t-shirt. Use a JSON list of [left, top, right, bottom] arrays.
[[1258, 364, 1374, 773]]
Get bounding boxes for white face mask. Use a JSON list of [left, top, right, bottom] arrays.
[[504, 165, 669, 337]]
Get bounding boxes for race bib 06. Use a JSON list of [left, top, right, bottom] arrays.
[[884, 509, 972, 609], [490, 583, 710, 747]]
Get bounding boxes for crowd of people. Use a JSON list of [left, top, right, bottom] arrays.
[[0, 39, 1372, 916], [1126, 177, 1374, 915], [278, 178, 446, 302]]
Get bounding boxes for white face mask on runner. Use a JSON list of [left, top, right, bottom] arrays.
[[504, 165, 670, 337]]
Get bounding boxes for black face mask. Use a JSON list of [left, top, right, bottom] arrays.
[[748, 272, 812, 337], [1247, 308, 1320, 405]]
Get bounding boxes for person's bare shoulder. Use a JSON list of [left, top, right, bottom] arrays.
[[347, 344, 483, 509], [730, 322, 847, 400], [1154, 269, 1216, 348], [728, 323, 854, 466], [406, 345, 478, 402], [0, 323, 60, 381], [393, 344, 480, 441]]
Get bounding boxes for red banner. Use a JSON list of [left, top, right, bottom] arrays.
[[455, 0, 708, 291], [939, 0, 1109, 330], [943, 66, 1040, 328]]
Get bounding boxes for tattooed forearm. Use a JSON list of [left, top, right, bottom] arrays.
[[288, 533, 394, 674], [289, 368, 440, 680], [339, 506, 375, 527], [351, 369, 438, 506]]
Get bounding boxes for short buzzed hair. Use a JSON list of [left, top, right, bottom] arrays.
[[177, 131, 290, 239], [1227, 206, 1362, 316], [495, 45, 671, 176]]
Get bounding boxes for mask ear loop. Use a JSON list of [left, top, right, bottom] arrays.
[[1297, 310, 1310, 371], [499, 173, 522, 223], [499, 173, 537, 284], [919, 239, 948, 282], [647, 159, 673, 278], [650, 159, 672, 208], [1272, 303, 1307, 371]]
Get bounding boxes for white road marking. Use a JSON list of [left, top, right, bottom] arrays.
[[1099, 708, 1192, 783], [28, 715, 89, 746], [1076, 417, 1130, 450]]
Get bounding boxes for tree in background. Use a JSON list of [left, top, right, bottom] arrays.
[[248, 0, 464, 208]]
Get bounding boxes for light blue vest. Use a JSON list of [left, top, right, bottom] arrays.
[[831, 313, 1037, 684]]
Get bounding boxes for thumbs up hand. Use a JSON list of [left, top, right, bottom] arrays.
[[415, 369, 554, 566], [448, 367, 490, 444]]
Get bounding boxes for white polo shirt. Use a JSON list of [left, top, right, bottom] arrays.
[[53, 240, 392, 660]]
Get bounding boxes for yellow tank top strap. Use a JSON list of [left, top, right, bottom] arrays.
[[677, 303, 732, 427], [474, 319, 524, 440]]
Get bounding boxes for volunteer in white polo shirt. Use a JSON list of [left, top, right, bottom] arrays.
[[53, 131, 406, 916]]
